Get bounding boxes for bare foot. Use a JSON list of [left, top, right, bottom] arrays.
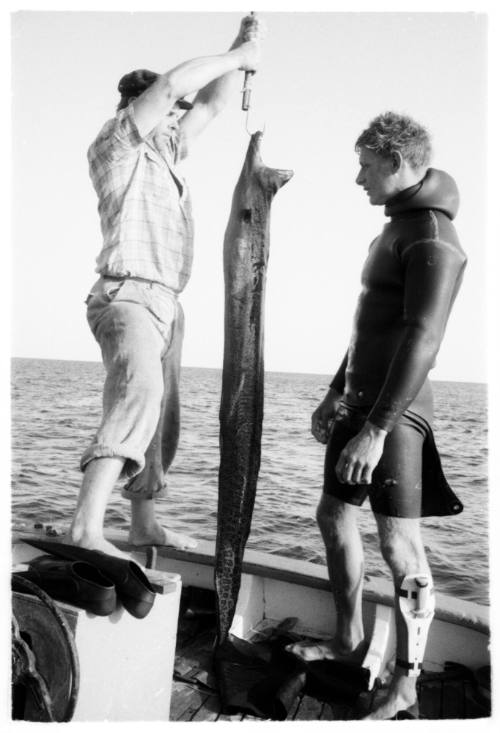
[[65, 533, 130, 559], [129, 526, 197, 551], [285, 638, 368, 663], [363, 673, 417, 720]]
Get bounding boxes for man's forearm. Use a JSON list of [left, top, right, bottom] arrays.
[[192, 35, 248, 113], [329, 351, 348, 395], [133, 46, 253, 138], [367, 325, 440, 431], [368, 239, 466, 432], [164, 48, 247, 105]]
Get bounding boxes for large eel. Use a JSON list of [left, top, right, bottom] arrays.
[[215, 132, 293, 647]]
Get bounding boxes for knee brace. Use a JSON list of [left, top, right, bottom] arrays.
[[396, 574, 435, 677]]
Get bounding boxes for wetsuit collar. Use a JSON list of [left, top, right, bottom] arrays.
[[385, 168, 460, 221]]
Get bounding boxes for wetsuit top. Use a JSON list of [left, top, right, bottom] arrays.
[[330, 168, 467, 432]]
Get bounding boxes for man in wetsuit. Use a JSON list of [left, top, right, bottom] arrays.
[[287, 112, 466, 719], [68, 16, 264, 557]]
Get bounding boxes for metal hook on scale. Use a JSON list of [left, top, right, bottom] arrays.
[[241, 12, 265, 135], [244, 76, 265, 136]]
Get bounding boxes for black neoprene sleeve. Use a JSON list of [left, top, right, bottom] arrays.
[[367, 239, 466, 431], [329, 352, 348, 395]]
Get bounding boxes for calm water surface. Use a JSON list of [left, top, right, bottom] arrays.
[[11, 358, 489, 606]]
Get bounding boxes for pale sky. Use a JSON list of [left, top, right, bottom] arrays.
[[10, 6, 489, 383], [3, 3, 500, 726]]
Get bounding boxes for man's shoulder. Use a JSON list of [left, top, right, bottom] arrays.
[[388, 210, 465, 264], [88, 106, 144, 166], [87, 117, 117, 160], [393, 208, 459, 243]]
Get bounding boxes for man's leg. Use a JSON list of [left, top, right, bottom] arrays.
[[287, 494, 366, 661], [71, 297, 166, 556], [128, 499, 196, 550], [364, 513, 432, 720], [126, 304, 196, 550], [68, 457, 128, 557]]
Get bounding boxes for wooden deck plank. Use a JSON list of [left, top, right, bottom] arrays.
[[175, 629, 215, 684], [192, 669, 217, 690], [176, 690, 212, 722], [170, 681, 204, 721], [190, 693, 221, 722], [285, 694, 302, 720], [174, 656, 195, 678], [293, 694, 324, 720]]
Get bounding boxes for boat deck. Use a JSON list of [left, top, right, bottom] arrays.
[[10, 534, 491, 722], [171, 588, 491, 722]]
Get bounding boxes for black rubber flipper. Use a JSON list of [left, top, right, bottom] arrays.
[[14, 556, 117, 616], [214, 636, 306, 720], [304, 659, 371, 706], [24, 539, 155, 619]]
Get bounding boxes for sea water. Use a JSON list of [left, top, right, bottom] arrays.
[[11, 358, 489, 606]]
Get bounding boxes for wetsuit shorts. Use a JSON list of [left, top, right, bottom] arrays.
[[323, 402, 463, 518]]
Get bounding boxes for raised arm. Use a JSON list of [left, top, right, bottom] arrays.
[[131, 18, 262, 139], [179, 15, 265, 147]]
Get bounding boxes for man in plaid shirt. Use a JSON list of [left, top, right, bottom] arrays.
[[69, 15, 263, 557]]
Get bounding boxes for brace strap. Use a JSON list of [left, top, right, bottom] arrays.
[[396, 587, 435, 600], [397, 574, 435, 677], [396, 658, 423, 673]]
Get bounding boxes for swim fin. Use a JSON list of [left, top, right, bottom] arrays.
[[214, 635, 306, 720], [24, 539, 156, 619], [304, 658, 371, 706], [13, 555, 117, 617]]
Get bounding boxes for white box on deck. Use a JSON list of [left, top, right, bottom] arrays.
[[70, 571, 181, 721]]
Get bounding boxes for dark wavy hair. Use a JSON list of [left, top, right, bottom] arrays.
[[116, 69, 158, 111], [355, 112, 432, 169]]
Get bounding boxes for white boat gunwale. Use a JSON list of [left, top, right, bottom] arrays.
[[13, 529, 487, 636]]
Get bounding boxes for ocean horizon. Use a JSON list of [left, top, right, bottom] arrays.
[[8, 354, 488, 386], [11, 357, 489, 606]]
